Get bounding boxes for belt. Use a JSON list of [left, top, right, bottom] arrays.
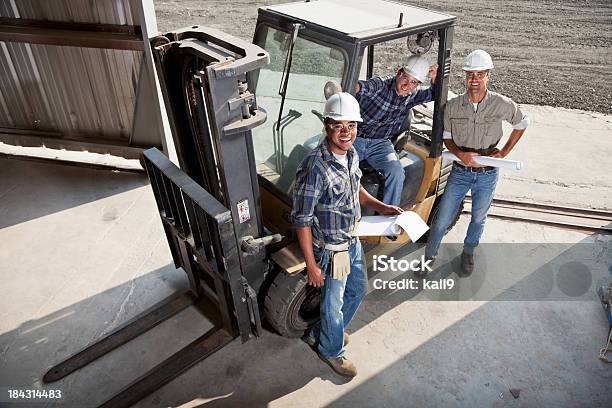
[[315, 237, 358, 251], [453, 161, 496, 173], [458, 145, 498, 155]]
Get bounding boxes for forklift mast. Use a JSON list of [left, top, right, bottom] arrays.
[[151, 26, 272, 292]]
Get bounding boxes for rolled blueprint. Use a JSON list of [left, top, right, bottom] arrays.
[[353, 211, 429, 242], [442, 151, 523, 171]]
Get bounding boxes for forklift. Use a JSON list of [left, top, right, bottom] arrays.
[[43, 1, 457, 406]]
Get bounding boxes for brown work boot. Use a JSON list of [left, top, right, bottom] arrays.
[[318, 354, 357, 377], [461, 252, 474, 274]]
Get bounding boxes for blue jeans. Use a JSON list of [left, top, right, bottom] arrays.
[[425, 165, 499, 258], [307, 239, 367, 358], [353, 137, 404, 206]]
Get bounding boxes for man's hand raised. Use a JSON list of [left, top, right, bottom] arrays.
[[428, 64, 438, 85]]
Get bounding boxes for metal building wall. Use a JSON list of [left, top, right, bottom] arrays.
[[0, 0, 155, 158]]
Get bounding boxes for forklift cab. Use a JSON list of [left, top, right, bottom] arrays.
[[250, 0, 456, 242]]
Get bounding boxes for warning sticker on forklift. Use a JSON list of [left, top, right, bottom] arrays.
[[237, 199, 250, 223]]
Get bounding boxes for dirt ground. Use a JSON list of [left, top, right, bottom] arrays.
[[154, 0, 612, 115]]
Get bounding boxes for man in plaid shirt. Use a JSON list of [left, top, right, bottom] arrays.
[[354, 55, 437, 206], [292, 92, 401, 378]]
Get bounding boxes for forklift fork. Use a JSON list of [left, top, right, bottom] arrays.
[[44, 149, 257, 407]]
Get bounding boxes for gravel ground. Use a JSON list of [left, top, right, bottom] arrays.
[[154, 0, 612, 114]]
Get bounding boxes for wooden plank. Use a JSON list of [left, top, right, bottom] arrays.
[[270, 242, 306, 275]]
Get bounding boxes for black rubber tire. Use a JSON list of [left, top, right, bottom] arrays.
[[264, 270, 321, 338]]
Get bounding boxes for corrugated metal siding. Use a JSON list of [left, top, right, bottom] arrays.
[[0, 0, 143, 143], [4, 0, 139, 25]]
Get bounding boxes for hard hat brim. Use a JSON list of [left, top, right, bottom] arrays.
[[399, 69, 425, 83], [462, 65, 493, 71], [325, 113, 363, 122]]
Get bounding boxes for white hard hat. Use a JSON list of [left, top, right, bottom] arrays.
[[401, 55, 429, 83], [324, 92, 363, 122], [462, 49, 494, 71]]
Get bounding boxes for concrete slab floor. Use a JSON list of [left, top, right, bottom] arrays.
[[493, 105, 612, 210], [0, 113, 611, 408]]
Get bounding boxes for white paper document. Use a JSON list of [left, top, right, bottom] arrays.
[[442, 151, 523, 171], [353, 211, 429, 242]]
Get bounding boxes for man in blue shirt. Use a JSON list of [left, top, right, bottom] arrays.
[[354, 55, 437, 207], [293, 92, 402, 377]]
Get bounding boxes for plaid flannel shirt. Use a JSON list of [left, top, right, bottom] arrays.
[[356, 75, 434, 139], [292, 138, 362, 245]]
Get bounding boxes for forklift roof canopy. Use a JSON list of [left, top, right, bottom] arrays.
[[262, 0, 455, 40]]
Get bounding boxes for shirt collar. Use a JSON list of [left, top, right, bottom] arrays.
[[390, 76, 399, 95], [462, 90, 490, 107]]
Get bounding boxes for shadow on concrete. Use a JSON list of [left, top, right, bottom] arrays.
[[1, 232, 610, 406], [0, 261, 334, 407], [334, 238, 611, 407], [134, 238, 611, 407], [0, 263, 191, 407], [327, 302, 612, 407], [0, 157, 147, 229]]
